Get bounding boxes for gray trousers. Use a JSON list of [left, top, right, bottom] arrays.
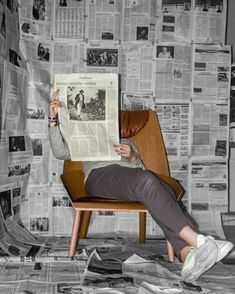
[[85, 164, 194, 256]]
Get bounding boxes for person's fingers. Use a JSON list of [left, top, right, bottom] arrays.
[[113, 144, 131, 157], [51, 89, 60, 101]]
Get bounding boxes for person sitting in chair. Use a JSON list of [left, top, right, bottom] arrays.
[[49, 90, 233, 283]]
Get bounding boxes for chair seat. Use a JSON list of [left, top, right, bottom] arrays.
[[73, 196, 147, 212]]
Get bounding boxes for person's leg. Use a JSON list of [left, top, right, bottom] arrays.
[[85, 165, 194, 256]]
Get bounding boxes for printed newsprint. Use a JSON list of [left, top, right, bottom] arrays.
[[54, 73, 120, 161]]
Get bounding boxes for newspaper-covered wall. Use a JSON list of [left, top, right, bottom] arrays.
[[0, 0, 232, 250]]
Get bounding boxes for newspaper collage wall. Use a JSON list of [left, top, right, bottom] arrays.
[[0, 0, 231, 247]]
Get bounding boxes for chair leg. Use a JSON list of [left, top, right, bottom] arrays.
[[139, 212, 146, 243], [167, 240, 175, 262], [79, 211, 92, 238], [68, 209, 82, 256]]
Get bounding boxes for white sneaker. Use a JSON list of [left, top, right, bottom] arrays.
[[212, 239, 234, 262], [181, 239, 218, 282], [197, 234, 234, 262]]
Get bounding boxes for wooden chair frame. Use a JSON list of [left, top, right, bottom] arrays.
[[61, 110, 184, 261]]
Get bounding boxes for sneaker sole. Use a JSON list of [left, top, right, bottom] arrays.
[[216, 242, 234, 262], [182, 240, 218, 282]]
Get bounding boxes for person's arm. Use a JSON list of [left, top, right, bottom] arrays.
[[113, 139, 145, 168], [48, 90, 71, 160]]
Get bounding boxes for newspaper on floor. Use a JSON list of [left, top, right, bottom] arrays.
[[54, 73, 120, 161]]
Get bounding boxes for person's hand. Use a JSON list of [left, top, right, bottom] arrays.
[[49, 89, 62, 118], [113, 143, 138, 161]]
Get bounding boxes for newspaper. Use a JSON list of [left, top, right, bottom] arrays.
[[1, 60, 28, 131], [192, 44, 231, 103], [54, 73, 120, 161], [20, 36, 52, 85], [85, 42, 120, 74], [191, 102, 229, 157], [121, 93, 154, 110], [154, 102, 190, 158], [230, 64, 235, 141], [18, 0, 53, 39], [191, 210, 226, 238], [85, 0, 122, 42], [54, 0, 85, 40], [193, 0, 227, 44], [153, 43, 192, 101], [158, 0, 193, 42], [121, 44, 154, 93], [52, 40, 86, 74], [122, 0, 157, 43], [189, 160, 228, 213]]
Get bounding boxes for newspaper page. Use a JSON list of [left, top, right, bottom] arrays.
[[0, 1, 5, 57], [20, 185, 51, 236], [26, 84, 49, 136], [121, 93, 154, 110], [0, 130, 32, 184], [230, 64, 235, 141], [54, 73, 120, 161], [192, 44, 231, 103], [122, 0, 157, 43], [189, 160, 228, 213], [1, 60, 28, 131], [169, 158, 189, 207], [153, 42, 192, 101], [157, 0, 193, 42], [85, 0, 122, 42], [20, 36, 52, 85], [85, 42, 120, 74], [193, 0, 227, 44], [52, 40, 86, 74], [121, 44, 154, 93], [191, 210, 226, 238], [18, 0, 53, 39], [1, 0, 23, 63], [191, 102, 229, 158], [53, 0, 85, 40], [154, 102, 190, 158], [51, 185, 74, 236]]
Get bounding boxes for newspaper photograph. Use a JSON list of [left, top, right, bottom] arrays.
[[86, 42, 120, 74], [54, 73, 120, 161]]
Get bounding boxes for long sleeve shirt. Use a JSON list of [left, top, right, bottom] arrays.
[[49, 126, 145, 181]]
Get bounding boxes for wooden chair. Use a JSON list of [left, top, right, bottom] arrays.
[[61, 110, 184, 260]]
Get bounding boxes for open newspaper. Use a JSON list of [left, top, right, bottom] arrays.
[[54, 73, 120, 161]]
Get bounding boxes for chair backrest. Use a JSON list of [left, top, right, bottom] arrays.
[[61, 110, 174, 200]]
